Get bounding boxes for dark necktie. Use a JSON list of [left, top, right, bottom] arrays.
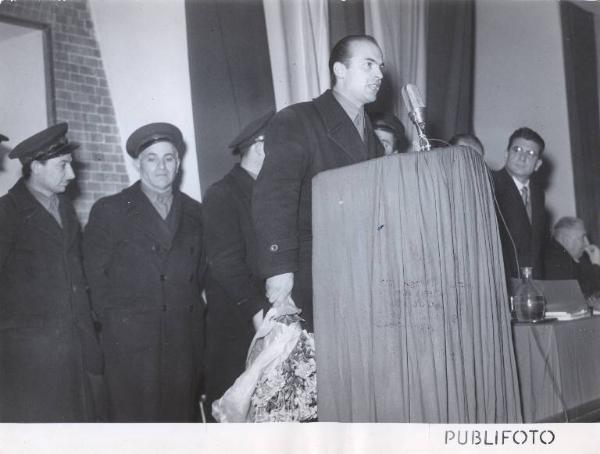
[[155, 194, 170, 220]]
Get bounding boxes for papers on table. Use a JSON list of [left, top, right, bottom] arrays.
[[545, 308, 589, 321]]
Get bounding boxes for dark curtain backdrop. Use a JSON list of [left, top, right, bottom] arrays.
[[328, 0, 365, 49], [561, 0, 600, 244], [425, 0, 475, 143], [185, 0, 276, 194]]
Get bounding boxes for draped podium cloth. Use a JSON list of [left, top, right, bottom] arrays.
[[312, 147, 522, 422]]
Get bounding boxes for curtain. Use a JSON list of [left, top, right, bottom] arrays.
[[263, 0, 330, 109], [185, 0, 276, 193], [364, 0, 427, 149], [312, 148, 522, 422], [561, 0, 600, 244], [426, 0, 475, 143]]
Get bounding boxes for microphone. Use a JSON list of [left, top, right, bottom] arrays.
[[401, 84, 430, 151]]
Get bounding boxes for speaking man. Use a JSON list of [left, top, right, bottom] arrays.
[[252, 35, 385, 330], [83, 123, 205, 421], [0, 124, 103, 421]]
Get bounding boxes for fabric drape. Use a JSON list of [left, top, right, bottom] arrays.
[[364, 0, 427, 149], [513, 317, 600, 422], [312, 147, 522, 422], [425, 0, 475, 142], [263, 0, 330, 109]]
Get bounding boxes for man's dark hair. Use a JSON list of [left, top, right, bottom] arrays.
[[507, 127, 545, 157], [21, 161, 33, 179], [21, 155, 52, 179], [450, 133, 484, 155], [329, 34, 379, 87]]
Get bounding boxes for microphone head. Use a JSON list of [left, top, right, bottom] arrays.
[[401, 84, 425, 111], [402, 84, 426, 131]]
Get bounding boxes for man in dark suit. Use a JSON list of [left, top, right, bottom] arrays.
[[83, 123, 205, 422], [493, 127, 547, 279], [252, 35, 385, 331], [545, 216, 600, 298], [203, 111, 274, 410], [0, 124, 104, 422]]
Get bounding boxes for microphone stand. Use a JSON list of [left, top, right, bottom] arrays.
[[409, 109, 431, 152]]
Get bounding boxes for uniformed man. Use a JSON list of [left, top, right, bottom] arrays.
[[0, 123, 104, 422], [83, 123, 205, 422], [203, 111, 274, 410]]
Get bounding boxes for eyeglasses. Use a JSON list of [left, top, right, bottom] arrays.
[[510, 145, 539, 159]]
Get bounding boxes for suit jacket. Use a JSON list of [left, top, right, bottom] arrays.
[[492, 168, 547, 279], [544, 237, 600, 298], [0, 179, 102, 422], [83, 181, 205, 422], [202, 163, 268, 405], [252, 89, 383, 329]]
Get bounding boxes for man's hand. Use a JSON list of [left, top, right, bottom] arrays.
[[252, 309, 264, 332], [265, 272, 294, 306], [584, 243, 600, 266]]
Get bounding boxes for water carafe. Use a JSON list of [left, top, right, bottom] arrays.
[[512, 267, 546, 322]]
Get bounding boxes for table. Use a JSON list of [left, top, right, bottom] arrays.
[[512, 315, 600, 422]]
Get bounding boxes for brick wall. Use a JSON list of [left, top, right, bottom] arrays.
[[0, 0, 129, 224]]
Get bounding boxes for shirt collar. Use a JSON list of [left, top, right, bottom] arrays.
[[332, 88, 364, 124], [25, 180, 59, 210], [140, 181, 173, 203], [511, 175, 530, 192]]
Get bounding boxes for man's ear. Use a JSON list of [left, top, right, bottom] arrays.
[[30, 160, 42, 175], [534, 158, 543, 172], [333, 61, 346, 81], [132, 157, 140, 171]]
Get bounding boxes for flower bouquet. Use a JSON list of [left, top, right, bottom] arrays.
[[212, 299, 317, 422]]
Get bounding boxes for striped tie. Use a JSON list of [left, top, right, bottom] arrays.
[[520, 186, 531, 221]]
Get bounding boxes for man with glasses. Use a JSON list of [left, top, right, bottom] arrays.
[[493, 127, 547, 280]]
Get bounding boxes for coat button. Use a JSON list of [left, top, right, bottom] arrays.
[[270, 244, 279, 252], [162, 305, 167, 312], [72, 285, 77, 292], [160, 274, 166, 281]]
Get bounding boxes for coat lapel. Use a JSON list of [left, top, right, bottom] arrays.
[[125, 183, 173, 251], [501, 168, 531, 227], [314, 90, 369, 163], [10, 179, 64, 244], [59, 194, 80, 249]]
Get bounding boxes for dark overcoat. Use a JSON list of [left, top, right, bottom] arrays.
[[252, 89, 383, 330], [83, 181, 205, 422], [544, 237, 600, 298], [202, 164, 269, 406], [492, 168, 547, 279], [0, 179, 103, 422]]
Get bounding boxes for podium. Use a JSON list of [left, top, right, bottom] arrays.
[[312, 147, 522, 422]]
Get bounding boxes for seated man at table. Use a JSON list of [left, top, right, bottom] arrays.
[[545, 216, 600, 299]]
